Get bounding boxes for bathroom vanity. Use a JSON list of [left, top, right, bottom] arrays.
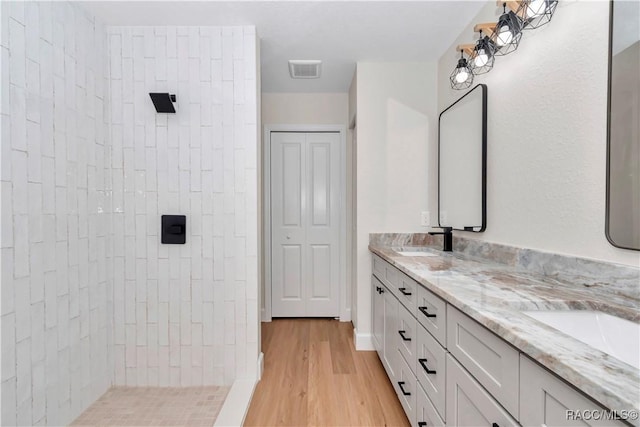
[[369, 236, 639, 427]]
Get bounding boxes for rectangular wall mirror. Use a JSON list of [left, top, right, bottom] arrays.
[[438, 84, 487, 232], [607, 0, 640, 251]]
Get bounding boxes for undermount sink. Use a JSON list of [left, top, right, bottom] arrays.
[[523, 310, 640, 369], [395, 250, 439, 257]]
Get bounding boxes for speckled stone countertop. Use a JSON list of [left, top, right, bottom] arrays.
[[369, 241, 640, 421]]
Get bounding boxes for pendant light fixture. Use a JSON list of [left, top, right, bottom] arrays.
[[518, 0, 558, 29], [491, 2, 524, 56], [450, 49, 473, 90], [469, 30, 495, 75]]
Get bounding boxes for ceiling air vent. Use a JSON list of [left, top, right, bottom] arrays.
[[288, 60, 322, 79]]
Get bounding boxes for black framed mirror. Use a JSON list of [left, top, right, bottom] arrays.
[[438, 84, 487, 232], [606, 0, 640, 251]]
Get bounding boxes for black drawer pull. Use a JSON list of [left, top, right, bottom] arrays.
[[379, 287, 385, 294], [418, 358, 437, 374], [492, 424, 499, 427], [399, 287, 412, 296], [419, 306, 437, 318], [398, 381, 411, 396], [376, 286, 381, 293], [418, 423, 427, 427], [398, 330, 411, 341]]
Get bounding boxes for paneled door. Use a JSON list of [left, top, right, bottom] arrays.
[[271, 132, 341, 317]]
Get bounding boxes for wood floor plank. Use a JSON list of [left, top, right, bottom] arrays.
[[328, 321, 356, 374], [244, 319, 410, 427]]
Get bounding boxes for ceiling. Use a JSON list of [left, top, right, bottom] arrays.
[[78, 1, 485, 93]]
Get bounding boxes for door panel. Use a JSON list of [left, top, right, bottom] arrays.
[[309, 244, 330, 299], [282, 143, 303, 226], [282, 245, 302, 299], [272, 132, 341, 317], [272, 133, 307, 316]]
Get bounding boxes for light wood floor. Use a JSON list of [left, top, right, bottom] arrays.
[[244, 319, 410, 427]]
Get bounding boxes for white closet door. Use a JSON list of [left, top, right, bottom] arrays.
[[271, 132, 341, 317]]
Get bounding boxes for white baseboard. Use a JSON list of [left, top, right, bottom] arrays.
[[261, 308, 271, 322], [214, 378, 257, 427], [214, 354, 264, 426], [353, 328, 375, 351], [257, 352, 264, 380]]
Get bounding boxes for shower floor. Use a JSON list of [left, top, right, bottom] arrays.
[[70, 386, 230, 426]]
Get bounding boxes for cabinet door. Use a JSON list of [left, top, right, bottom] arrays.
[[520, 356, 625, 427], [446, 354, 519, 427], [383, 289, 399, 380], [447, 306, 519, 418], [371, 276, 385, 355]]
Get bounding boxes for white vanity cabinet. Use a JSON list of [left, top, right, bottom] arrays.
[[371, 253, 625, 427], [519, 356, 626, 427]]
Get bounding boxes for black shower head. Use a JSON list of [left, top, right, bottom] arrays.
[[149, 93, 176, 113]]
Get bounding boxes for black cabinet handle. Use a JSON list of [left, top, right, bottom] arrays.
[[379, 287, 385, 294], [399, 287, 412, 296], [376, 286, 381, 293], [398, 381, 411, 396], [418, 358, 437, 374], [398, 330, 411, 341], [418, 423, 427, 427], [492, 424, 499, 427], [419, 306, 437, 318]]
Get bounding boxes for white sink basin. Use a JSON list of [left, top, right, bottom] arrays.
[[395, 250, 438, 257], [524, 310, 640, 369]]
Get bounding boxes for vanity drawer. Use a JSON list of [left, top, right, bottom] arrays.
[[392, 271, 418, 313], [446, 354, 519, 427], [520, 356, 626, 427], [372, 255, 397, 290], [417, 381, 445, 427], [416, 323, 446, 420], [397, 303, 417, 374], [416, 285, 447, 347], [372, 255, 387, 282], [395, 350, 417, 425], [447, 306, 520, 419]]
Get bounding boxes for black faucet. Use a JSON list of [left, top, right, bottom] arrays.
[[428, 227, 453, 252]]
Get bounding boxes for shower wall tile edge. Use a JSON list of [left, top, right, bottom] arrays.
[[1, 1, 113, 426]]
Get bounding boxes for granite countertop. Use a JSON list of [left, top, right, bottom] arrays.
[[369, 244, 640, 423]]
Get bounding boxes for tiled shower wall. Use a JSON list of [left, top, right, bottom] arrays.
[[107, 26, 259, 387], [1, 2, 113, 426]]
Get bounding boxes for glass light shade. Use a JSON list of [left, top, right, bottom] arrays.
[[455, 68, 469, 83], [474, 49, 489, 67]]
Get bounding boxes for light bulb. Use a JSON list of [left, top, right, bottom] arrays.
[[527, 0, 547, 18], [455, 68, 469, 83], [497, 25, 513, 46], [474, 49, 488, 67]]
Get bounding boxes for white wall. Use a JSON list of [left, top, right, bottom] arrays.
[[437, 0, 640, 267], [262, 92, 348, 125], [353, 62, 437, 335], [1, 2, 113, 425], [107, 25, 259, 387]]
